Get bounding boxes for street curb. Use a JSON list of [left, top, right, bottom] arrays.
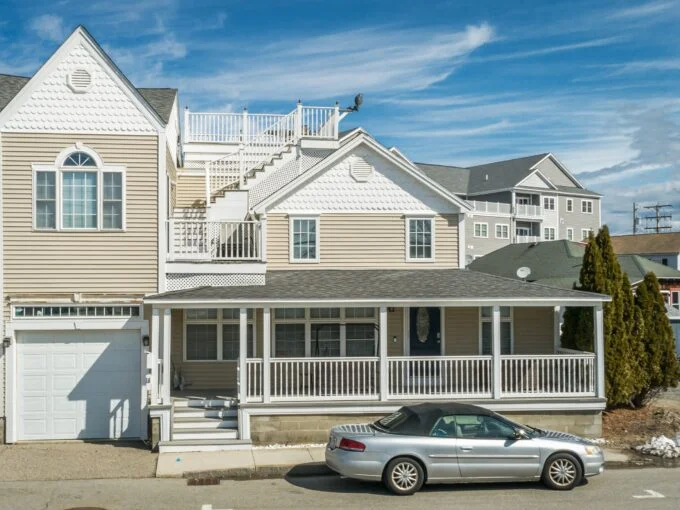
[[183, 462, 334, 481]]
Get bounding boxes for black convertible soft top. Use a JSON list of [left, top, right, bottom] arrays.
[[376, 402, 498, 436]]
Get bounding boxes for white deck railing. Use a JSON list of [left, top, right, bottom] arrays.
[[300, 106, 338, 138], [516, 235, 540, 243], [514, 204, 542, 217], [470, 201, 512, 215], [388, 356, 493, 399], [246, 358, 263, 402], [501, 354, 596, 397], [269, 357, 379, 402], [168, 219, 262, 261]]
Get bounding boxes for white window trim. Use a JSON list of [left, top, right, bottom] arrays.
[[543, 197, 555, 211], [581, 228, 592, 241], [11, 303, 142, 319], [289, 215, 320, 264], [495, 223, 510, 239], [581, 199, 593, 214], [478, 307, 514, 355], [183, 309, 256, 363], [543, 227, 556, 241], [32, 144, 126, 232], [272, 308, 378, 358], [405, 216, 436, 263], [473, 222, 489, 238], [566, 199, 573, 212], [566, 228, 574, 241]]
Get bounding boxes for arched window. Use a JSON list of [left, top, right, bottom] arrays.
[[33, 145, 125, 230]]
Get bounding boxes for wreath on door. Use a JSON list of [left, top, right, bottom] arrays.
[[416, 307, 430, 343]]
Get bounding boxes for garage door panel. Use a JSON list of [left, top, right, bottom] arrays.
[[17, 330, 142, 441]]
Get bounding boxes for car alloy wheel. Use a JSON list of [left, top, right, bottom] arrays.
[[543, 453, 582, 491], [392, 462, 418, 490], [384, 457, 425, 495]]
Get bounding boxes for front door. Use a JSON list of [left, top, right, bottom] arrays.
[[409, 307, 441, 356]]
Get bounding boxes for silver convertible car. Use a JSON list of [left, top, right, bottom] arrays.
[[325, 402, 604, 495]]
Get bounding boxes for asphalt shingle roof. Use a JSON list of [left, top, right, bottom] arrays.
[[611, 232, 680, 255], [468, 240, 680, 289], [146, 269, 608, 304], [0, 74, 176, 125], [416, 163, 470, 195]]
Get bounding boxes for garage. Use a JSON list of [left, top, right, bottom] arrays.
[[17, 330, 142, 441]]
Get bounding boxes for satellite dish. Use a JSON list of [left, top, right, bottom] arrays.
[[516, 266, 531, 280]]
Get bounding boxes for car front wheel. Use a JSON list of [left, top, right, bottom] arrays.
[[542, 453, 582, 490], [384, 457, 425, 496]]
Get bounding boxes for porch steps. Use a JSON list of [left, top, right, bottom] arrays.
[[170, 396, 240, 443]]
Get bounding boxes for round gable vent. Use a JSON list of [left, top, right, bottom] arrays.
[[350, 156, 374, 182], [67, 69, 93, 93]]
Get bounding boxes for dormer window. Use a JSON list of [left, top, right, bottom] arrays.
[[33, 145, 125, 231]]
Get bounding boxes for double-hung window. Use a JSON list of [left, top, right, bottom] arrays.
[[185, 309, 254, 361], [290, 217, 319, 262], [567, 228, 574, 241], [581, 228, 592, 241], [581, 200, 593, 214], [495, 224, 509, 239], [543, 227, 555, 241], [543, 197, 555, 210], [34, 148, 125, 230], [480, 307, 512, 355], [474, 222, 488, 238], [407, 217, 434, 261], [566, 199, 573, 212]]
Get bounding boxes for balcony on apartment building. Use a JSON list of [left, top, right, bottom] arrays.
[[469, 199, 542, 219]]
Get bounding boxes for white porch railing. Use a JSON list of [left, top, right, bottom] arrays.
[[168, 219, 262, 261], [300, 106, 338, 138], [469, 201, 511, 215], [269, 357, 379, 401], [388, 356, 493, 399], [516, 235, 540, 243], [246, 358, 263, 402], [514, 204, 542, 217], [501, 354, 596, 397]]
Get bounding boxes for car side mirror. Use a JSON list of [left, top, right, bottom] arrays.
[[513, 429, 529, 440]]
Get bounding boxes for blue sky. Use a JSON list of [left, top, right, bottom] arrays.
[[1, 0, 679, 233]]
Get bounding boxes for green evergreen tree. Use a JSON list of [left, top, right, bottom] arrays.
[[633, 272, 680, 405]]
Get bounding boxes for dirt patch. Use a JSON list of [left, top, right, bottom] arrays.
[[603, 406, 680, 448]]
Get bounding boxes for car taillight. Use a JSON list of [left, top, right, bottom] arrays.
[[339, 437, 366, 452]]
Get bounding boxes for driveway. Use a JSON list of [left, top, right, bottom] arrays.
[[0, 441, 157, 481]]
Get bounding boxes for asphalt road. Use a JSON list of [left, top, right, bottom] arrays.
[[0, 467, 678, 510]]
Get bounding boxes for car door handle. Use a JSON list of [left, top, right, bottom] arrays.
[[459, 447, 473, 452]]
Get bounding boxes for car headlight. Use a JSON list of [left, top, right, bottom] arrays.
[[584, 446, 602, 455]]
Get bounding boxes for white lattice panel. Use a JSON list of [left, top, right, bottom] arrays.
[[166, 273, 265, 291], [270, 148, 459, 213], [4, 43, 156, 134], [249, 149, 331, 208]]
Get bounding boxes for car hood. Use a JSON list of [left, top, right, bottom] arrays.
[[534, 429, 594, 445]]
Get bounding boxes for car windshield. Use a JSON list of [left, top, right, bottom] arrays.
[[499, 414, 542, 437]]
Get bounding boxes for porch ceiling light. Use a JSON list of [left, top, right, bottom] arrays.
[[392, 336, 398, 344], [142, 335, 150, 347], [3, 337, 11, 348]]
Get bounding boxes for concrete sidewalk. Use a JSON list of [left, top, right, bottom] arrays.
[[157, 446, 637, 479], [156, 446, 330, 479]]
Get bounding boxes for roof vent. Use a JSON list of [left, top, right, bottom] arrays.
[[485, 174, 489, 181], [67, 69, 93, 93], [350, 156, 374, 182]]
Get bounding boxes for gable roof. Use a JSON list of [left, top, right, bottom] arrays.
[[252, 131, 472, 214], [416, 153, 600, 197], [0, 74, 176, 125], [0, 26, 174, 130], [468, 240, 680, 289], [611, 232, 680, 255]]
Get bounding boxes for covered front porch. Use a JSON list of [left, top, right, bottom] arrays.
[[145, 269, 608, 446]]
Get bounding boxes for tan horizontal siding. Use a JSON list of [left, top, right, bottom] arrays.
[[513, 307, 554, 354], [175, 174, 206, 208], [2, 132, 158, 295], [267, 213, 459, 269], [444, 307, 480, 355]]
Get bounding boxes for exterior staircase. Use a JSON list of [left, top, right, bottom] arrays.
[[159, 396, 251, 453]]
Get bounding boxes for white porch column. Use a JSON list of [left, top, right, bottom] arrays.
[[161, 308, 172, 403], [553, 306, 562, 353], [262, 307, 271, 403], [150, 308, 160, 404], [492, 305, 502, 399], [239, 308, 248, 403], [594, 304, 605, 399], [379, 305, 388, 401]]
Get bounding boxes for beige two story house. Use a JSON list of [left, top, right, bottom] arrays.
[[1, 26, 609, 451]]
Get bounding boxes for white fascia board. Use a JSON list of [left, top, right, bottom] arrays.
[[144, 296, 611, 307], [0, 26, 165, 133], [253, 133, 471, 214], [531, 153, 585, 189]]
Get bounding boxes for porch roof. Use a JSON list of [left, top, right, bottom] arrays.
[[146, 269, 610, 307]]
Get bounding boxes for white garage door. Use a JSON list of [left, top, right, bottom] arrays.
[[17, 330, 142, 441]]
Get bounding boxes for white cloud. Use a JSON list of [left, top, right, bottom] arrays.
[[473, 37, 623, 63], [609, 1, 677, 19], [29, 14, 66, 43], [176, 23, 495, 102]]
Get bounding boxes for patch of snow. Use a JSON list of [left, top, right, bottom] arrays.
[[635, 435, 680, 459], [592, 438, 609, 445]]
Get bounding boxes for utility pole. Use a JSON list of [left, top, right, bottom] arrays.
[[642, 204, 672, 233], [633, 202, 638, 234]]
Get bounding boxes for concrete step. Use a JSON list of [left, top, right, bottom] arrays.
[[172, 428, 238, 441], [173, 407, 238, 419], [173, 398, 236, 409], [173, 417, 238, 429], [159, 439, 252, 453]]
